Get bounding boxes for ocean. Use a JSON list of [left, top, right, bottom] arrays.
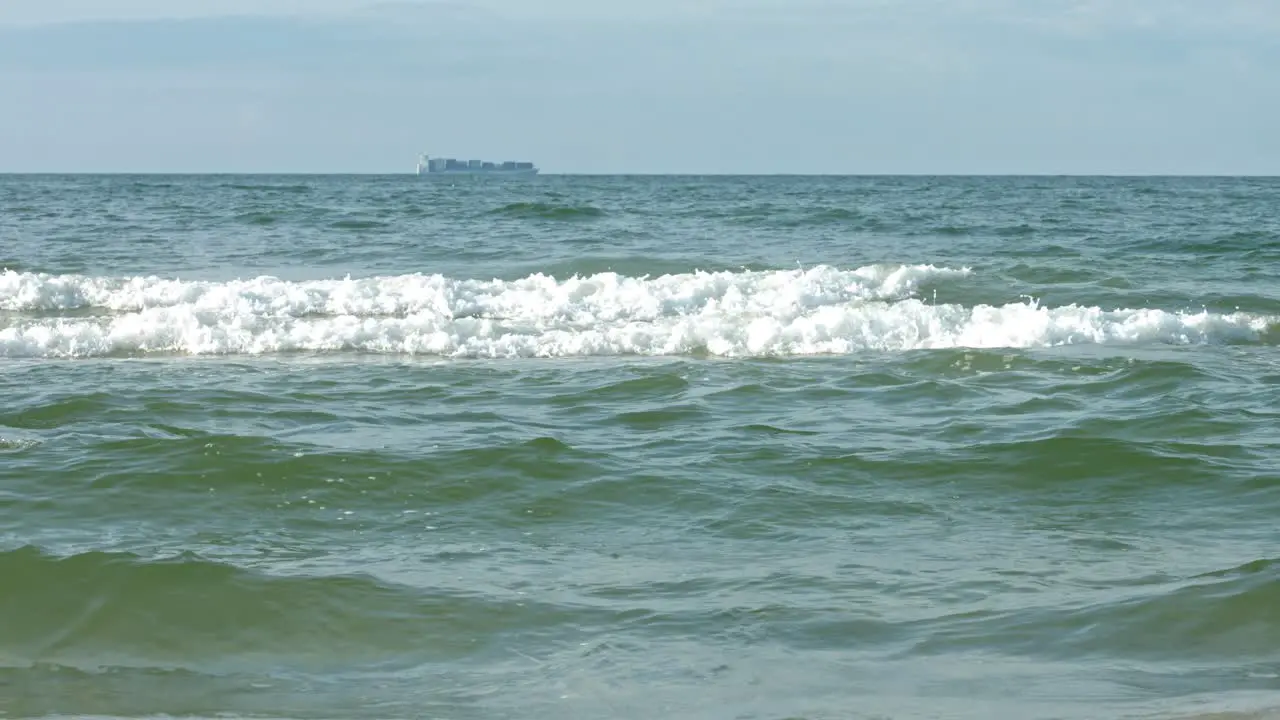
[[1, 173, 1278, 720]]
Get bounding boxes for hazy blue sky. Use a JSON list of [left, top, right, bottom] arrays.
[[1, 0, 1276, 174]]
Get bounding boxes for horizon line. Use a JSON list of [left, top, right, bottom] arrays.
[[2, 171, 1278, 178]]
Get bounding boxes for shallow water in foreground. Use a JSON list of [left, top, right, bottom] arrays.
[[2, 174, 1279, 719]]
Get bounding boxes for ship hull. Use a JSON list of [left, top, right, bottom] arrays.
[[417, 168, 539, 178]]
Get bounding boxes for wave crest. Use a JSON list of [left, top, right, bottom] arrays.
[[1, 265, 1272, 358]]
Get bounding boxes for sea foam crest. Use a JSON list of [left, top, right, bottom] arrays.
[[0, 265, 1271, 358]]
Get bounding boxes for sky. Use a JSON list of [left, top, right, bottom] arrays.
[[0, 0, 1276, 174]]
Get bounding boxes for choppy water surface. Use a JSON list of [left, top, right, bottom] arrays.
[[2, 174, 1279, 720]]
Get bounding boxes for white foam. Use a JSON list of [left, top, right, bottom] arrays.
[[0, 437, 40, 451], [0, 265, 1272, 358]]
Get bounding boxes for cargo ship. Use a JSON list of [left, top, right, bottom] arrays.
[[416, 153, 539, 177]]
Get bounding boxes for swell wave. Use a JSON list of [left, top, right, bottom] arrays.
[[0, 545, 569, 672], [221, 182, 311, 194], [911, 556, 1280, 663], [488, 202, 605, 220], [0, 264, 1273, 359]]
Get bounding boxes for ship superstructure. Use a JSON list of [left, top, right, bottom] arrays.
[[416, 153, 538, 176]]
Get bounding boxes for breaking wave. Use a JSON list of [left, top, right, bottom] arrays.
[[0, 264, 1273, 358]]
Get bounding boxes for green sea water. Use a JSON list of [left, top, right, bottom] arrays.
[[1, 174, 1279, 719]]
